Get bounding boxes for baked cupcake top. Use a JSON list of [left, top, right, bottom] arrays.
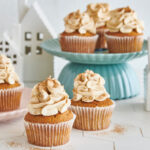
[[72, 70, 110, 102], [107, 6, 144, 33], [86, 3, 110, 28], [28, 76, 71, 116], [0, 54, 19, 84], [64, 10, 96, 34]]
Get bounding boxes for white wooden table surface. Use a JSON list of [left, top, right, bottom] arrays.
[[0, 96, 150, 150]]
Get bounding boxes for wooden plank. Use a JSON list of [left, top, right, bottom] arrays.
[[0, 96, 149, 150], [0, 134, 114, 150], [0, 118, 24, 140], [71, 128, 83, 136], [83, 123, 141, 141], [115, 137, 150, 150], [71, 135, 114, 150], [141, 125, 150, 138]]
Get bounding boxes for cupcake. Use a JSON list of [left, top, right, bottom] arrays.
[[24, 76, 75, 147], [0, 54, 23, 111], [59, 10, 98, 53], [86, 3, 110, 49], [105, 6, 144, 53], [70, 70, 115, 131]]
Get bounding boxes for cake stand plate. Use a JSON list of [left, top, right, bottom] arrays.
[[41, 39, 147, 100], [41, 39, 147, 64], [0, 88, 31, 122]]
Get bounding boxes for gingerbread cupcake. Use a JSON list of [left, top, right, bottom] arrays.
[[105, 6, 144, 53], [70, 70, 115, 131], [86, 3, 110, 49], [24, 76, 75, 147], [59, 10, 98, 53], [0, 54, 23, 111]]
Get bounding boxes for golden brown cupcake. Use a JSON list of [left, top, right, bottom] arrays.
[[105, 6, 144, 53], [86, 3, 110, 49], [59, 10, 98, 53], [0, 54, 23, 111], [70, 70, 115, 131], [24, 76, 75, 147]]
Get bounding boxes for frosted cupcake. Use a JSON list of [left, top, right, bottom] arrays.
[[24, 76, 75, 147], [59, 10, 98, 53], [0, 54, 23, 111], [86, 3, 110, 49], [105, 6, 144, 53], [70, 70, 115, 131]]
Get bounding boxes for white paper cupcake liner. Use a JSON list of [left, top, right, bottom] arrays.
[[70, 101, 115, 131], [96, 28, 109, 49], [105, 34, 143, 53], [0, 83, 24, 111], [59, 34, 98, 53], [24, 114, 76, 147]]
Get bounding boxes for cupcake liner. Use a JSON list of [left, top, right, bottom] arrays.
[[59, 35, 98, 53], [105, 34, 144, 53], [0, 84, 24, 112], [70, 101, 115, 131], [24, 114, 76, 147], [96, 28, 109, 49]]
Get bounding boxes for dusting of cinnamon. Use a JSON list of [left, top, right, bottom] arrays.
[[7, 141, 20, 147], [7, 141, 28, 149], [112, 124, 125, 134], [97, 26, 108, 30], [92, 124, 125, 136], [7, 141, 48, 150], [117, 6, 133, 13]]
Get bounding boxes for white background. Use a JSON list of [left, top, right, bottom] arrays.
[[0, 0, 149, 94], [0, 2, 150, 149]]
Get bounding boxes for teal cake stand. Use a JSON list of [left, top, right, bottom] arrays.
[[41, 39, 147, 100]]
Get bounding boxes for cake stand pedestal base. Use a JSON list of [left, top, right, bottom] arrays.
[[58, 62, 140, 100]]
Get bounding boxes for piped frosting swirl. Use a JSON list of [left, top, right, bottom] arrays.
[[107, 6, 144, 33], [28, 76, 71, 116], [86, 3, 110, 28], [64, 10, 96, 34], [72, 70, 110, 102], [0, 54, 19, 84]]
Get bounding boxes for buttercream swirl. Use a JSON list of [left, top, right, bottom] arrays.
[[64, 10, 96, 34], [107, 6, 144, 33], [28, 76, 71, 116], [72, 70, 110, 102], [0, 54, 19, 84], [86, 3, 110, 28]]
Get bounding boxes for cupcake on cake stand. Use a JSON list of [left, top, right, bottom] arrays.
[[41, 39, 147, 100]]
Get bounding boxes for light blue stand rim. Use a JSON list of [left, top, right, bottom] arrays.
[[41, 39, 147, 65]]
